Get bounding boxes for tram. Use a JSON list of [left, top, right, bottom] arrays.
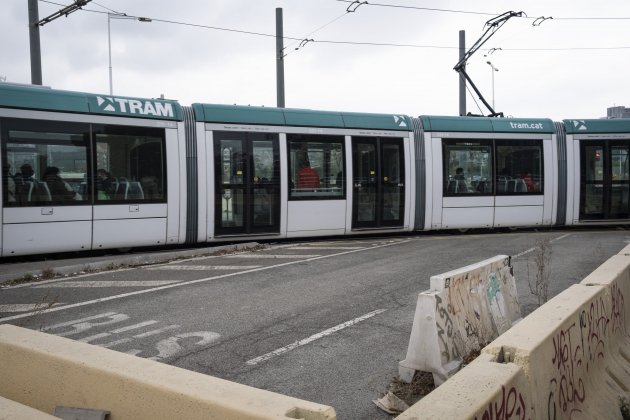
[[0, 82, 628, 256]]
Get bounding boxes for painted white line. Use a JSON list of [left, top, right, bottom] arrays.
[[225, 254, 322, 259], [246, 308, 387, 366], [512, 233, 572, 259], [146, 265, 261, 271], [551, 233, 572, 243], [32, 280, 181, 288], [0, 240, 411, 323], [289, 246, 365, 250], [513, 247, 536, 258], [0, 303, 63, 313]]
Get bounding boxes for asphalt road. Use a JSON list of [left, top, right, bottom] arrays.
[[0, 228, 628, 419]]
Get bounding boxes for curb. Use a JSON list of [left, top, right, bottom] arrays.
[[0, 242, 261, 285]]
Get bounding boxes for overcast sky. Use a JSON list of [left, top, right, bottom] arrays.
[[2, 0, 629, 120]]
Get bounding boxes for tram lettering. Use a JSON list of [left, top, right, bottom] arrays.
[[97, 96, 174, 117]]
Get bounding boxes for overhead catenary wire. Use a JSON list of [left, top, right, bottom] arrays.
[[334, 0, 630, 20], [37, 0, 630, 52]]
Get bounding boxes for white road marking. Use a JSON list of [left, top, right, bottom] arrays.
[[512, 233, 572, 258], [513, 247, 536, 258], [246, 308, 387, 366], [149, 331, 221, 360], [225, 254, 321, 259], [0, 240, 411, 323], [79, 321, 158, 343], [42, 312, 129, 336], [146, 265, 261, 271], [99, 325, 180, 348], [289, 246, 365, 250], [133, 324, 180, 338], [111, 320, 159, 333], [0, 303, 63, 312], [32, 280, 181, 288]]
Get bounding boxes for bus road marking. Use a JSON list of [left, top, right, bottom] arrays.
[[245, 308, 387, 366]]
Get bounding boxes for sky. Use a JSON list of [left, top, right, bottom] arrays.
[[2, 0, 630, 120]]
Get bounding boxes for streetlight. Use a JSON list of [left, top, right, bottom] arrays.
[[107, 13, 152, 95], [486, 61, 499, 110]]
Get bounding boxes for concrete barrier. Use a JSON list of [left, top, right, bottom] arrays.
[[396, 245, 630, 419], [0, 395, 59, 419], [0, 325, 336, 420], [398, 255, 521, 384]]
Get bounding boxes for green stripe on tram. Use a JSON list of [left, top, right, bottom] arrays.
[[0, 83, 183, 121], [420, 115, 555, 134], [192, 103, 413, 131], [563, 119, 630, 134]]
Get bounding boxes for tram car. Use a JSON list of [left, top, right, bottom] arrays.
[[0, 82, 628, 256]]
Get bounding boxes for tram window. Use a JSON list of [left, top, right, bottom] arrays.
[[496, 140, 543, 195], [93, 126, 166, 203], [3, 126, 89, 207], [442, 140, 493, 195], [288, 134, 345, 199]]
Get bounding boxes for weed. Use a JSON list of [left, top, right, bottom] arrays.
[[527, 238, 552, 306], [4, 272, 35, 286], [621, 396, 630, 420], [40, 268, 57, 280], [16, 290, 61, 329]]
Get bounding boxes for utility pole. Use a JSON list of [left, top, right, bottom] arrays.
[[27, 0, 92, 86], [458, 30, 465, 116], [276, 8, 285, 108], [28, 0, 43, 85]]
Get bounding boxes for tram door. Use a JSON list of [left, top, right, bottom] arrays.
[[214, 132, 280, 236], [352, 137, 405, 229], [580, 141, 630, 220]]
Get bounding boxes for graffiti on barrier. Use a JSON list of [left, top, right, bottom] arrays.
[[547, 283, 626, 419], [474, 385, 529, 420]]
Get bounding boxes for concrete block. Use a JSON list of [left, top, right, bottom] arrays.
[[396, 353, 533, 420], [483, 283, 630, 419], [0, 325, 336, 420], [0, 395, 59, 419], [399, 255, 521, 384]]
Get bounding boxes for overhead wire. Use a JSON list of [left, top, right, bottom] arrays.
[[334, 0, 630, 20], [37, 0, 630, 52]]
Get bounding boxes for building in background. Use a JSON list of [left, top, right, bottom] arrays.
[[606, 106, 630, 119]]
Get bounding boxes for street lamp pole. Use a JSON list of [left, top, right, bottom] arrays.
[[486, 61, 499, 109], [107, 13, 152, 95], [108, 13, 113, 95]]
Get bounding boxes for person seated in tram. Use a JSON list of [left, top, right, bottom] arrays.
[[296, 159, 320, 191], [521, 172, 536, 192], [96, 169, 116, 199], [43, 166, 75, 202], [453, 167, 468, 193], [14, 163, 36, 204]]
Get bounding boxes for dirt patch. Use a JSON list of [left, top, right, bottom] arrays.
[[388, 371, 435, 407]]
